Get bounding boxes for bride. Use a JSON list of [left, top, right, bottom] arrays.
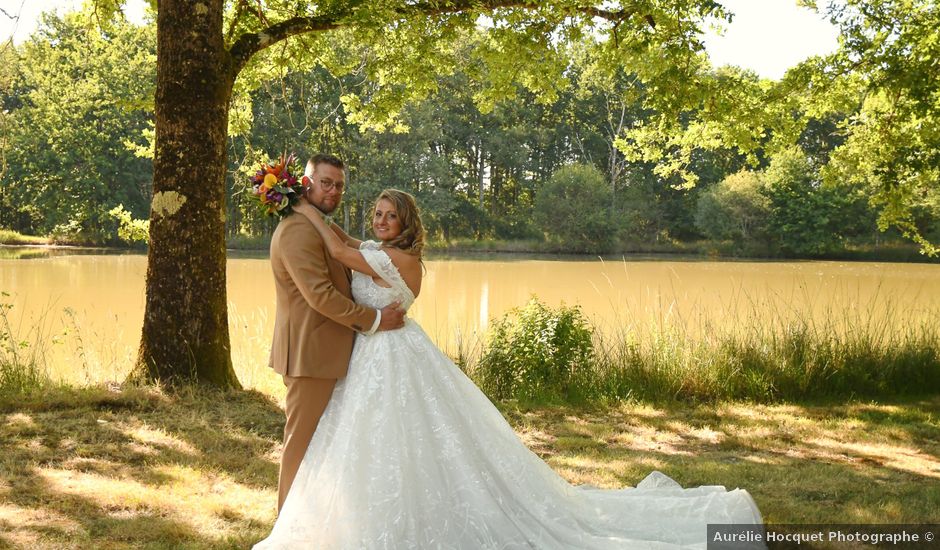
[[254, 189, 762, 549]]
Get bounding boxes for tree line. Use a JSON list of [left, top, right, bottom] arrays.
[[1, 7, 938, 258]]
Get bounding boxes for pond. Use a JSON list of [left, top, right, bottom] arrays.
[[2, 246, 938, 391]]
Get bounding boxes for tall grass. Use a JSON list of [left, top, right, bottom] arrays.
[[467, 297, 940, 404], [0, 229, 48, 245], [3, 289, 937, 405], [0, 292, 54, 397], [590, 321, 940, 402]]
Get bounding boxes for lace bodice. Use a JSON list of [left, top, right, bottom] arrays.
[[350, 241, 416, 311]]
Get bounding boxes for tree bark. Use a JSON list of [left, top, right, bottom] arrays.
[[132, 0, 240, 387]]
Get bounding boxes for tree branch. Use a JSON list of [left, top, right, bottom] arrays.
[[229, 15, 342, 74], [228, 1, 653, 76], [225, 0, 248, 44]]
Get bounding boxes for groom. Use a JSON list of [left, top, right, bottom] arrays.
[[268, 153, 405, 511]]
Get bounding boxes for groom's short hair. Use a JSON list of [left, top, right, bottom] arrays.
[[307, 153, 345, 174]]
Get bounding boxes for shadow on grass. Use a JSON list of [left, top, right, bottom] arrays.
[[499, 396, 940, 523], [3, 386, 940, 546], [0, 385, 285, 549]]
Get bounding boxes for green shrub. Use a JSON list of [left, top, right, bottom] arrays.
[[534, 164, 615, 253], [762, 147, 855, 256], [475, 298, 594, 401], [695, 170, 770, 245]]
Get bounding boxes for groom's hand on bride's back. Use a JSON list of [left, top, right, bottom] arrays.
[[377, 301, 406, 331]]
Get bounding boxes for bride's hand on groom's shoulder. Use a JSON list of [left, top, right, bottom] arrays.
[[377, 301, 406, 332]]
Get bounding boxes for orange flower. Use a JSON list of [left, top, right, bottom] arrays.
[[263, 173, 278, 187]]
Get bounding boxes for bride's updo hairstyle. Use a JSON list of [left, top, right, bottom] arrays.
[[376, 189, 425, 259]]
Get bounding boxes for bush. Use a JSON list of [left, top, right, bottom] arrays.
[[475, 298, 594, 401], [762, 148, 851, 256], [695, 170, 770, 245], [534, 164, 615, 253]]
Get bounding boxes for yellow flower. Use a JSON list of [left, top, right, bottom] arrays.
[[264, 173, 278, 187]]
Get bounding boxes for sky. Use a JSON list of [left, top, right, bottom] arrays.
[[0, 0, 149, 40], [700, 0, 841, 79], [1, 0, 840, 81]]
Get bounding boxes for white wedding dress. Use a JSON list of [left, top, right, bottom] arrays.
[[254, 242, 762, 549]]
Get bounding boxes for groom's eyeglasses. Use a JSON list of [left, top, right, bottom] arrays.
[[317, 178, 345, 193]]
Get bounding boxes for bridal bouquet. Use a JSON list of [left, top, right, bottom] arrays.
[[248, 152, 304, 217]]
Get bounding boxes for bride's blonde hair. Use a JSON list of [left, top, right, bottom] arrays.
[[375, 189, 425, 259]]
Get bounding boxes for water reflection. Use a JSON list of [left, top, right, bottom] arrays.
[[2, 247, 939, 389], [0, 246, 141, 260]]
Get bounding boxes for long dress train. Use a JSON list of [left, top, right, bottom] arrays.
[[255, 242, 762, 549]]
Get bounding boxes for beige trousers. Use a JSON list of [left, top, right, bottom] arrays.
[[278, 375, 337, 512]]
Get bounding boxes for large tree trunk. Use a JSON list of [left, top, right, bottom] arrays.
[[132, 0, 240, 388]]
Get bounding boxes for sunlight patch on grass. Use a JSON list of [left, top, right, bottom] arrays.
[[514, 427, 556, 456], [627, 457, 669, 473], [807, 438, 940, 478], [550, 455, 633, 478], [686, 425, 724, 444], [5, 412, 35, 427], [35, 464, 276, 542], [724, 424, 778, 440], [0, 502, 82, 546], [39, 468, 154, 510], [550, 466, 608, 487], [21, 437, 45, 451], [739, 454, 787, 465], [721, 403, 817, 427], [614, 404, 667, 418], [608, 425, 693, 456], [122, 424, 198, 456], [547, 454, 634, 488]]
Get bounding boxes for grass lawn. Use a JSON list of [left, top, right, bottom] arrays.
[[1, 387, 938, 549]]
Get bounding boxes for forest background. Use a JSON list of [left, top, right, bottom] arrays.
[[1, 2, 938, 260]]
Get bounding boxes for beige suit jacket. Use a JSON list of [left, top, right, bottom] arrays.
[[268, 201, 377, 379]]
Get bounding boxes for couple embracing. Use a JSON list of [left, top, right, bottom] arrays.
[[254, 154, 762, 549]]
